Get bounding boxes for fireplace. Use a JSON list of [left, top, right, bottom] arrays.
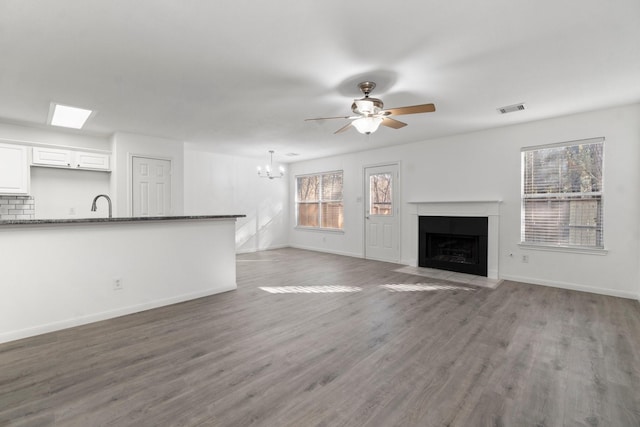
[[419, 216, 488, 276]]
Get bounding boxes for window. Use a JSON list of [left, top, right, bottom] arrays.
[[369, 173, 393, 216], [296, 171, 343, 230], [521, 137, 604, 249]]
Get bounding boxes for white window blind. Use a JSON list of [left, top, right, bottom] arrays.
[[296, 171, 343, 230], [521, 137, 604, 249]]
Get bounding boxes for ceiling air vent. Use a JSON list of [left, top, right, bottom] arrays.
[[497, 103, 526, 114]]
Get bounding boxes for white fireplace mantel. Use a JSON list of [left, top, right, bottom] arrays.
[[408, 200, 501, 217], [407, 200, 501, 279]]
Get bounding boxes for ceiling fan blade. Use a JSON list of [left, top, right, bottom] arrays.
[[383, 103, 436, 116], [381, 117, 408, 129], [334, 122, 353, 134], [305, 116, 351, 121]]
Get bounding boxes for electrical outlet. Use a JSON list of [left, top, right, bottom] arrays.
[[522, 255, 529, 263], [113, 278, 123, 290]]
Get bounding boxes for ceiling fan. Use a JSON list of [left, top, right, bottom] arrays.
[[305, 81, 436, 135]]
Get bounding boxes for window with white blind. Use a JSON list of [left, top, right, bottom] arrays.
[[296, 171, 344, 230], [521, 138, 604, 249]]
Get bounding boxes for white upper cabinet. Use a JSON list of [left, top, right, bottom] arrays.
[[75, 151, 110, 170], [0, 143, 30, 195], [32, 147, 110, 171], [32, 146, 73, 167]]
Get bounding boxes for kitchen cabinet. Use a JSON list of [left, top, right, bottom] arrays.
[[32, 146, 72, 167], [0, 143, 30, 195], [32, 147, 110, 171], [75, 151, 110, 170]]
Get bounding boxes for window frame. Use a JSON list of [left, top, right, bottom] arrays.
[[520, 137, 605, 252], [295, 170, 344, 231]]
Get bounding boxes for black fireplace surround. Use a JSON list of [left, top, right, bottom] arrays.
[[419, 216, 488, 277]]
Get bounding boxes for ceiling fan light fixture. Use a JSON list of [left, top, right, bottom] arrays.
[[353, 116, 383, 134], [305, 80, 435, 135]]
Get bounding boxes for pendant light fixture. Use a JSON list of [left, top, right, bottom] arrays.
[[257, 150, 285, 179]]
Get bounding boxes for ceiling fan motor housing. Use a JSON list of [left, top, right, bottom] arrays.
[[358, 81, 377, 96], [352, 97, 383, 115]]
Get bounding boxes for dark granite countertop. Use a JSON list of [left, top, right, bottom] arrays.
[[0, 215, 246, 226]]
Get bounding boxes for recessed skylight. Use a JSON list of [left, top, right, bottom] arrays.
[[49, 103, 93, 129]]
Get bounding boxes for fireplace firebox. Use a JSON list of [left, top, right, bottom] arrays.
[[419, 216, 488, 276]]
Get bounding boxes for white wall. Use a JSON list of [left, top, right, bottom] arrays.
[[183, 146, 288, 252], [111, 132, 185, 217], [288, 103, 640, 299], [31, 167, 111, 219]]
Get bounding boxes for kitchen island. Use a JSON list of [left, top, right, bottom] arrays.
[[0, 215, 245, 343]]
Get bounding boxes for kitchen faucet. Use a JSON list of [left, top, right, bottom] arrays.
[[91, 194, 112, 218]]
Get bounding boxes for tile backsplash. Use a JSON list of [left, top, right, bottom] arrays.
[[0, 195, 35, 220]]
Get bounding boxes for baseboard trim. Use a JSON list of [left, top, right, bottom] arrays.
[[288, 244, 362, 259], [0, 283, 237, 345], [400, 258, 417, 267], [500, 274, 638, 300], [236, 244, 289, 255]]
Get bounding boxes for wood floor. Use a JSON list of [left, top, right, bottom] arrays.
[[1, 248, 639, 426]]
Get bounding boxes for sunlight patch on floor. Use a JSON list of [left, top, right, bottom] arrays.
[[259, 285, 362, 294], [380, 283, 476, 292]]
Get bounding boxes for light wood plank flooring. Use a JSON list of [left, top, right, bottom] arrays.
[[1, 248, 639, 426]]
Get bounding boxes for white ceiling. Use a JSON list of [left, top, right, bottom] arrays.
[[1, 1, 639, 162]]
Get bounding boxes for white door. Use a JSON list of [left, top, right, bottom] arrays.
[[364, 163, 400, 262], [132, 156, 172, 216]]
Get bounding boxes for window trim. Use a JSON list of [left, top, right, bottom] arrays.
[[293, 226, 345, 234], [521, 136, 604, 152], [520, 137, 605, 251], [295, 170, 344, 231], [518, 242, 608, 255]]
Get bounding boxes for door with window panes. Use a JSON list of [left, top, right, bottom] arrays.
[[364, 164, 400, 261]]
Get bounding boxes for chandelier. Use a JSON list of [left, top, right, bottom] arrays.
[[257, 150, 284, 179]]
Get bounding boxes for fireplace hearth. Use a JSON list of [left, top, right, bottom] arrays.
[[419, 216, 488, 276]]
